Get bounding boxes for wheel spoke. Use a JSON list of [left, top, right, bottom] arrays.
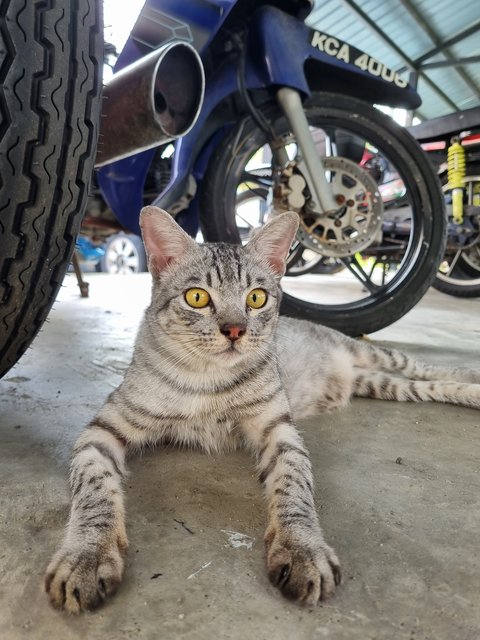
[[125, 256, 138, 268], [340, 255, 382, 293], [240, 170, 273, 189], [235, 212, 256, 231], [367, 257, 380, 279], [445, 249, 462, 276]]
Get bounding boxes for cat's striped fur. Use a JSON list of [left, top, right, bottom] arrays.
[[45, 206, 480, 613]]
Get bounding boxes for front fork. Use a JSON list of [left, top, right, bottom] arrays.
[[275, 87, 337, 213]]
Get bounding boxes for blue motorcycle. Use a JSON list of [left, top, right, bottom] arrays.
[[0, 0, 446, 377], [97, 0, 445, 335]]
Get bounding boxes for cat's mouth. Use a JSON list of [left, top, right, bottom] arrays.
[[219, 342, 242, 358]]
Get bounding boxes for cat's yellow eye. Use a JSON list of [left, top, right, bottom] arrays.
[[185, 288, 210, 308], [246, 288, 267, 309]]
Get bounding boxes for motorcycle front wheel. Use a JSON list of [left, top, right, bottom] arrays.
[[200, 92, 446, 335], [0, 0, 103, 377]]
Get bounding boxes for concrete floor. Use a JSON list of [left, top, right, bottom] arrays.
[[1, 273, 479, 640]]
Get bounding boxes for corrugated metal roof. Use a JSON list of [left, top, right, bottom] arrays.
[[307, 0, 480, 120]]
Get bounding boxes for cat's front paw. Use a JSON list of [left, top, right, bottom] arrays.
[[45, 539, 126, 614], [265, 527, 341, 605]]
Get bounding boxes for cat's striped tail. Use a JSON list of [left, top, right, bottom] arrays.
[[352, 341, 480, 385], [354, 371, 480, 409]]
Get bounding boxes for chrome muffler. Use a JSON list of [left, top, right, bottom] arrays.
[[95, 41, 205, 167]]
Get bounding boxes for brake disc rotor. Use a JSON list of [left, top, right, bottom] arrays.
[[296, 156, 383, 258]]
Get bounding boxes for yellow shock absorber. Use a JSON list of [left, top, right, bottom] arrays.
[[447, 139, 466, 223]]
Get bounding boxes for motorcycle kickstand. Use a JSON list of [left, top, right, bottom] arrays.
[[276, 87, 337, 213], [71, 251, 90, 298]]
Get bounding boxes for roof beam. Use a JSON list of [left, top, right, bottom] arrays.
[[421, 55, 480, 70], [397, 0, 480, 100], [411, 21, 480, 68], [337, 0, 460, 112]]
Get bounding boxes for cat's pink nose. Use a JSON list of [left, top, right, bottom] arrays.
[[220, 323, 246, 341]]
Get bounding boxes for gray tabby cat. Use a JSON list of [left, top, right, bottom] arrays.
[[45, 206, 480, 613]]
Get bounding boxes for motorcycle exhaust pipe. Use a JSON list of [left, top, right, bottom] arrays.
[[95, 42, 205, 167]]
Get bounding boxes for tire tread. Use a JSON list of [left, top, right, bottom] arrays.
[[0, 0, 103, 377]]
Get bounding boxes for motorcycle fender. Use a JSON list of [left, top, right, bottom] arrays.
[[248, 6, 421, 110]]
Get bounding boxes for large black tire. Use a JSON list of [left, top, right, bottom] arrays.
[[201, 93, 446, 335], [0, 0, 103, 377]]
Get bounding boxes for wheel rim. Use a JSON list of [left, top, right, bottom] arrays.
[[223, 107, 437, 311], [104, 237, 141, 274]]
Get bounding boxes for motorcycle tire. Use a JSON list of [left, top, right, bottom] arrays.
[[200, 92, 446, 336], [0, 0, 103, 378]]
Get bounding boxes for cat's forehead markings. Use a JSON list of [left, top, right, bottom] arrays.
[[213, 261, 223, 282], [206, 244, 245, 284]]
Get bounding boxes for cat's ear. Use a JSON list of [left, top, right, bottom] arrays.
[[246, 212, 299, 276], [140, 206, 197, 276]]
